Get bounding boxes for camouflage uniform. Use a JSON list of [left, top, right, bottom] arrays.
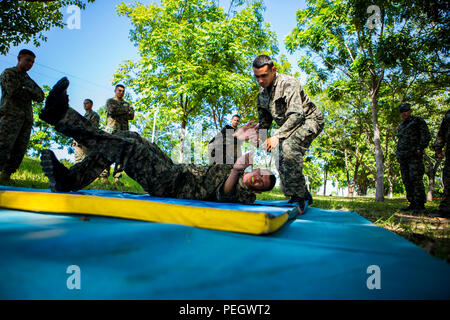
[[100, 98, 135, 179], [73, 110, 100, 162], [208, 125, 242, 165], [0, 66, 44, 175], [51, 107, 256, 203], [257, 73, 324, 199], [433, 110, 450, 213], [396, 115, 431, 208]]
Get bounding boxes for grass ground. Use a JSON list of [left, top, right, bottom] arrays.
[[3, 156, 449, 263]]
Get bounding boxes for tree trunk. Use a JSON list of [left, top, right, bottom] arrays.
[[179, 119, 186, 163], [344, 149, 354, 197], [371, 94, 385, 201], [323, 167, 328, 196]]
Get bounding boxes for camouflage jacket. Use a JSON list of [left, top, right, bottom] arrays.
[[105, 98, 134, 134], [0, 67, 44, 120], [433, 110, 450, 157], [84, 110, 100, 128], [175, 163, 256, 204], [257, 73, 324, 140], [396, 116, 431, 159]]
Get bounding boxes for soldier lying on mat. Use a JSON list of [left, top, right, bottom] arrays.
[[38, 77, 276, 204]]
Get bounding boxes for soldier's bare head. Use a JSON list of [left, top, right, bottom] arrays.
[[399, 103, 412, 120], [253, 55, 276, 89], [243, 168, 276, 193], [17, 49, 36, 72], [84, 99, 93, 112], [114, 84, 125, 100], [231, 114, 241, 129]]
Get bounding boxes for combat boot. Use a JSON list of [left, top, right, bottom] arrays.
[[40, 150, 74, 192], [400, 204, 416, 212], [288, 196, 306, 215], [428, 209, 450, 218], [412, 205, 427, 214], [0, 172, 11, 184], [39, 77, 70, 125]]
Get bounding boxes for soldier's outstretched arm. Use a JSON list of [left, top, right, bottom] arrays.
[[25, 77, 44, 102], [127, 106, 135, 120], [222, 151, 253, 195], [419, 118, 431, 152]]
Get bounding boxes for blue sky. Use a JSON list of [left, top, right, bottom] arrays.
[[1, 0, 307, 160]]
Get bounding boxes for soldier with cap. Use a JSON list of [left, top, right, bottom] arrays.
[[431, 110, 450, 218], [0, 49, 44, 183], [396, 103, 431, 213], [73, 99, 100, 162]]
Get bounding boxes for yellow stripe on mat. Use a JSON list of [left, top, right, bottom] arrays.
[[0, 190, 289, 235]]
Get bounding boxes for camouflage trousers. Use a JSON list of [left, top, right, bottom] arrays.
[[0, 112, 33, 174], [440, 157, 450, 211], [73, 141, 88, 163], [53, 108, 191, 198], [278, 118, 323, 199], [399, 156, 426, 206]]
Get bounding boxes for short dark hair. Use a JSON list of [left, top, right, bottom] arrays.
[[253, 55, 274, 69], [253, 171, 276, 192], [399, 103, 411, 113], [84, 98, 93, 105], [261, 174, 277, 192], [232, 114, 241, 120], [18, 49, 36, 58], [115, 84, 125, 90]]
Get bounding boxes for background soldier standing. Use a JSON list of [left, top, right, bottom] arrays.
[[252, 55, 324, 212], [100, 84, 134, 185], [0, 49, 44, 183], [73, 99, 100, 162], [396, 103, 431, 214], [208, 114, 242, 165], [432, 110, 450, 218]]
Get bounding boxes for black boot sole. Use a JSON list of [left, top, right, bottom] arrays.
[[40, 150, 72, 192]]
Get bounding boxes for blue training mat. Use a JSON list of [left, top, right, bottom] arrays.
[[0, 186, 448, 299]]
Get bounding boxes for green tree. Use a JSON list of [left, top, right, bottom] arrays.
[[113, 0, 277, 162], [286, 0, 449, 201], [0, 0, 95, 55]]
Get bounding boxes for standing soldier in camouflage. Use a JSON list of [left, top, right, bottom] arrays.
[[432, 110, 450, 218], [251, 55, 324, 213], [38, 77, 276, 203], [0, 49, 44, 183], [208, 114, 242, 165], [100, 84, 134, 185], [396, 103, 431, 214], [73, 99, 100, 162]]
